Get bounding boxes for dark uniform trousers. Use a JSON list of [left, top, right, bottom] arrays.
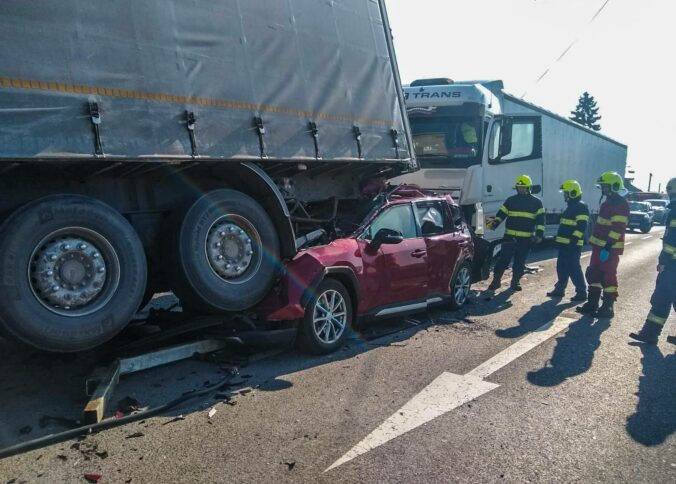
[[494, 237, 532, 285], [556, 246, 586, 295]]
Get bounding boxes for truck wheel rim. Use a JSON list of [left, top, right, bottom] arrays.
[[312, 289, 347, 344], [453, 266, 471, 306], [28, 227, 120, 317], [205, 215, 262, 285]]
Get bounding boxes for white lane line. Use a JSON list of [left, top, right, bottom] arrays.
[[326, 314, 579, 471], [625, 241, 633, 246], [641, 236, 652, 240]]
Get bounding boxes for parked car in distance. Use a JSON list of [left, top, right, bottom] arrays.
[[259, 185, 475, 355], [628, 201, 654, 233], [644, 199, 669, 225]]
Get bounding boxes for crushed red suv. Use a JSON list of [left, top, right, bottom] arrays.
[[259, 185, 475, 354]]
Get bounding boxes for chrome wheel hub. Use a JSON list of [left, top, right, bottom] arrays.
[[313, 290, 347, 344], [28, 229, 119, 316], [206, 219, 257, 281]]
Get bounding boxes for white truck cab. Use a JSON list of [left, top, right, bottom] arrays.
[[394, 78, 627, 245]]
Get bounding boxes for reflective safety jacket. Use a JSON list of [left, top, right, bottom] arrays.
[[589, 194, 630, 255], [659, 200, 675, 266], [493, 193, 545, 239], [555, 198, 590, 247]]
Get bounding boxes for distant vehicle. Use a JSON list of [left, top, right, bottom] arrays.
[[628, 201, 654, 233], [645, 199, 669, 225], [628, 192, 667, 202], [391, 78, 627, 278], [258, 186, 474, 355]]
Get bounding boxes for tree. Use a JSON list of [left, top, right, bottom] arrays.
[[569, 92, 602, 131]]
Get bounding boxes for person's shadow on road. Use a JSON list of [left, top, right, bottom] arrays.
[[626, 344, 676, 446], [526, 316, 611, 387], [495, 299, 577, 339]]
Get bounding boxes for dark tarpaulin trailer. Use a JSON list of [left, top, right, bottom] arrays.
[[0, 0, 413, 165]]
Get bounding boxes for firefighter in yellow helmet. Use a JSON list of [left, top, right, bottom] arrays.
[[577, 171, 629, 319], [488, 175, 545, 291], [547, 180, 590, 301], [630, 177, 676, 344]]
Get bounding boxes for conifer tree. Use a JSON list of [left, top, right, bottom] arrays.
[[570, 92, 602, 131]]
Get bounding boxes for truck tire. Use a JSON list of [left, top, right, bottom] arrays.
[[0, 195, 147, 352], [164, 189, 280, 313], [298, 278, 352, 355]]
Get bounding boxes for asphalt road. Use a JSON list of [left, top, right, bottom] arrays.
[[0, 228, 673, 483]]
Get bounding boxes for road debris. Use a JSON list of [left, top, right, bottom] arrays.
[[208, 408, 217, 419], [117, 397, 141, 414], [162, 416, 186, 426], [125, 432, 144, 439], [84, 473, 102, 483], [283, 460, 296, 470]]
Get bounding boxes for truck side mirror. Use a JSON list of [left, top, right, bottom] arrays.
[[531, 184, 542, 195], [498, 118, 513, 158], [368, 228, 404, 250]]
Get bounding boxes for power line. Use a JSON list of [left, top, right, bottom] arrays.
[[521, 0, 612, 98]]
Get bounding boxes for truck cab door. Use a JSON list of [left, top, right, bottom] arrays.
[[482, 115, 543, 235]]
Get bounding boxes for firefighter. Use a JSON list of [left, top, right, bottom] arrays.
[[547, 180, 590, 301], [629, 177, 676, 344], [577, 171, 630, 319], [488, 175, 545, 291]]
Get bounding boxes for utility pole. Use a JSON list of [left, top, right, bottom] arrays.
[[648, 173, 653, 191]]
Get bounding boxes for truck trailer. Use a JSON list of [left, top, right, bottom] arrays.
[[393, 78, 627, 275], [0, 0, 415, 352]]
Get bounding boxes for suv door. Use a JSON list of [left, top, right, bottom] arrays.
[[415, 200, 467, 296], [359, 203, 428, 311]]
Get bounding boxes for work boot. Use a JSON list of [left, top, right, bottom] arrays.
[[547, 288, 565, 298], [488, 273, 503, 291], [667, 335, 676, 346], [571, 292, 587, 302], [629, 321, 663, 345], [576, 290, 601, 315], [596, 300, 615, 319], [510, 281, 523, 291]]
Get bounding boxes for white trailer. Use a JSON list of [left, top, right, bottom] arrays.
[[393, 79, 627, 275]]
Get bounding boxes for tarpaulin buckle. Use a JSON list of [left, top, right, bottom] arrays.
[[185, 111, 198, 158], [308, 122, 321, 160], [353, 126, 363, 159], [390, 128, 400, 159], [253, 117, 268, 159], [88, 102, 104, 157]]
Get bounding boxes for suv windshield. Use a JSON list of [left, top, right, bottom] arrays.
[[409, 115, 482, 169], [646, 200, 667, 208]]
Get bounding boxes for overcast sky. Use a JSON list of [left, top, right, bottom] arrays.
[[387, 0, 673, 192]]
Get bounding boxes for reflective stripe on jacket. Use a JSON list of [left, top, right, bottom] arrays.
[[493, 193, 545, 238], [555, 199, 590, 247], [589, 194, 629, 254], [660, 201, 676, 266]]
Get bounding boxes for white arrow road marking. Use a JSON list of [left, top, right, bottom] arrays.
[[326, 314, 579, 472]]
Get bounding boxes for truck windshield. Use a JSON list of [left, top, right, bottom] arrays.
[[409, 116, 482, 169]]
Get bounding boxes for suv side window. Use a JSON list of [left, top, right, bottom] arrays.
[[416, 201, 450, 236], [363, 204, 418, 240]]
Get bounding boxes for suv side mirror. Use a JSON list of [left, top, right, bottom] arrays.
[[498, 118, 513, 159], [368, 228, 404, 250]]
